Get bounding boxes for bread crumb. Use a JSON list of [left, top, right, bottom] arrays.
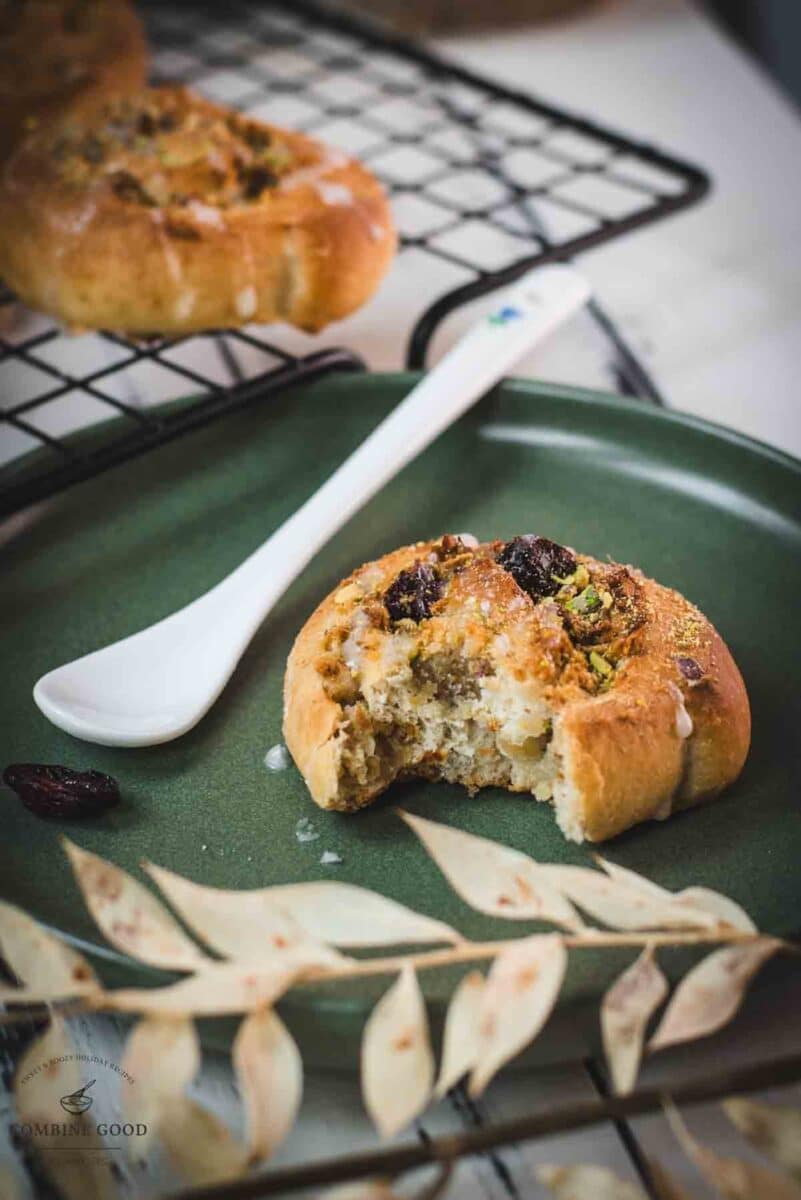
[[265, 743, 291, 771]]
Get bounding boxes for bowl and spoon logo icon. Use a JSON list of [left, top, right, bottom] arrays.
[[59, 1079, 96, 1116]]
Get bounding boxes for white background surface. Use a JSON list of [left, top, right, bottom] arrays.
[[438, 0, 801, 458]]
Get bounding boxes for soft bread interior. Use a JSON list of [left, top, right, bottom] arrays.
[[329, 631, 585, 842]]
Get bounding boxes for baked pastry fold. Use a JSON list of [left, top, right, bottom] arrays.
[[284, 534, 750, 842]]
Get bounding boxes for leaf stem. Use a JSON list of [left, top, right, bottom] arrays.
[[305, 928, 775, 984], [0, 932, 791, 1027]]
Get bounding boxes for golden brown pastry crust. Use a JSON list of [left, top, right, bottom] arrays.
[[0, 85, 396, 333], [283, 536, 750, 843], [0, 0, 147, 161]]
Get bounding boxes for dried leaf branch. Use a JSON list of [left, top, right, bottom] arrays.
[[2, 811, 795, 1190]]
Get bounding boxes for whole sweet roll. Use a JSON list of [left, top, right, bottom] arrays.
[[283, 535, 750, 842], [0, 85, 396, 334]]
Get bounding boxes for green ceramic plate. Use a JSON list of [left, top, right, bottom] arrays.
[[2, 374, 801, 1067]]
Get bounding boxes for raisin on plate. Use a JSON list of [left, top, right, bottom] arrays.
[[3, 763, 120, 819]]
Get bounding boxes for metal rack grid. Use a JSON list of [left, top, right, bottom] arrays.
[[0, 0, 709, 518]]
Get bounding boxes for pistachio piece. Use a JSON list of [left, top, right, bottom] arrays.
[[567, 584, 601, 615], [589, 650, 613, 677]]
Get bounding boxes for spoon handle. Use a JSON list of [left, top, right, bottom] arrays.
[[214, 264, 591, 632], [33, 265, 589, 746]]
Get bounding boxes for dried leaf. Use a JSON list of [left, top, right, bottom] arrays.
[[15, 1015, 81, 1119], [469, 934, 566, 1096], [107, 959, 302, 1015], [596, 858, 756, 933], [601, 947, 668, 1095], [119, 1013, 246, 1181], [540, 864, 718, 931], [674, 887, 756, 933], [63, 838, 208, 971], [400, 811, 582, 930], [233, 1008, 302, 1162], [14, 1017, 116, 1200], [121, 1016, 200, 1158], [159, 1097, 248, 1185], [361, 963, 434, 1138], [262, 880, 460, 948], [145, 863, 344, 962], [647, 1158, 696, 1200], [650, 939, 781, 1052], [536, 1163, 648, 1199], [0, 899, 99, 999], [724, 1098, 801, 1183], [435, 970, 485, 1097], [665, 1099, 801, 1199], [594, 855, 673, 901], [122, 1014, 200, 1090]]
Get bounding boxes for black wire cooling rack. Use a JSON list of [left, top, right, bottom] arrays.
[[0, 0, 710, 518]]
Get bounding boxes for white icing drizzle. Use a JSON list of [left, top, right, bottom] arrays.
[[173, 289, 197, 322], [652, 795, 673, 821], [342, 607, 372, 673], [47, 200, 98, 237], [235, 285, 257, 320], [235, 233, 258, 321], [315, 181, 354, 207], [189, 200, 226, 230], [278, 148, 349, 192], [668, 682, 694, 739], [150, 210, 184, 287]]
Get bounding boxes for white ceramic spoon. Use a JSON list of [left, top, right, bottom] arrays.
[[34, 264, 590, 746]]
